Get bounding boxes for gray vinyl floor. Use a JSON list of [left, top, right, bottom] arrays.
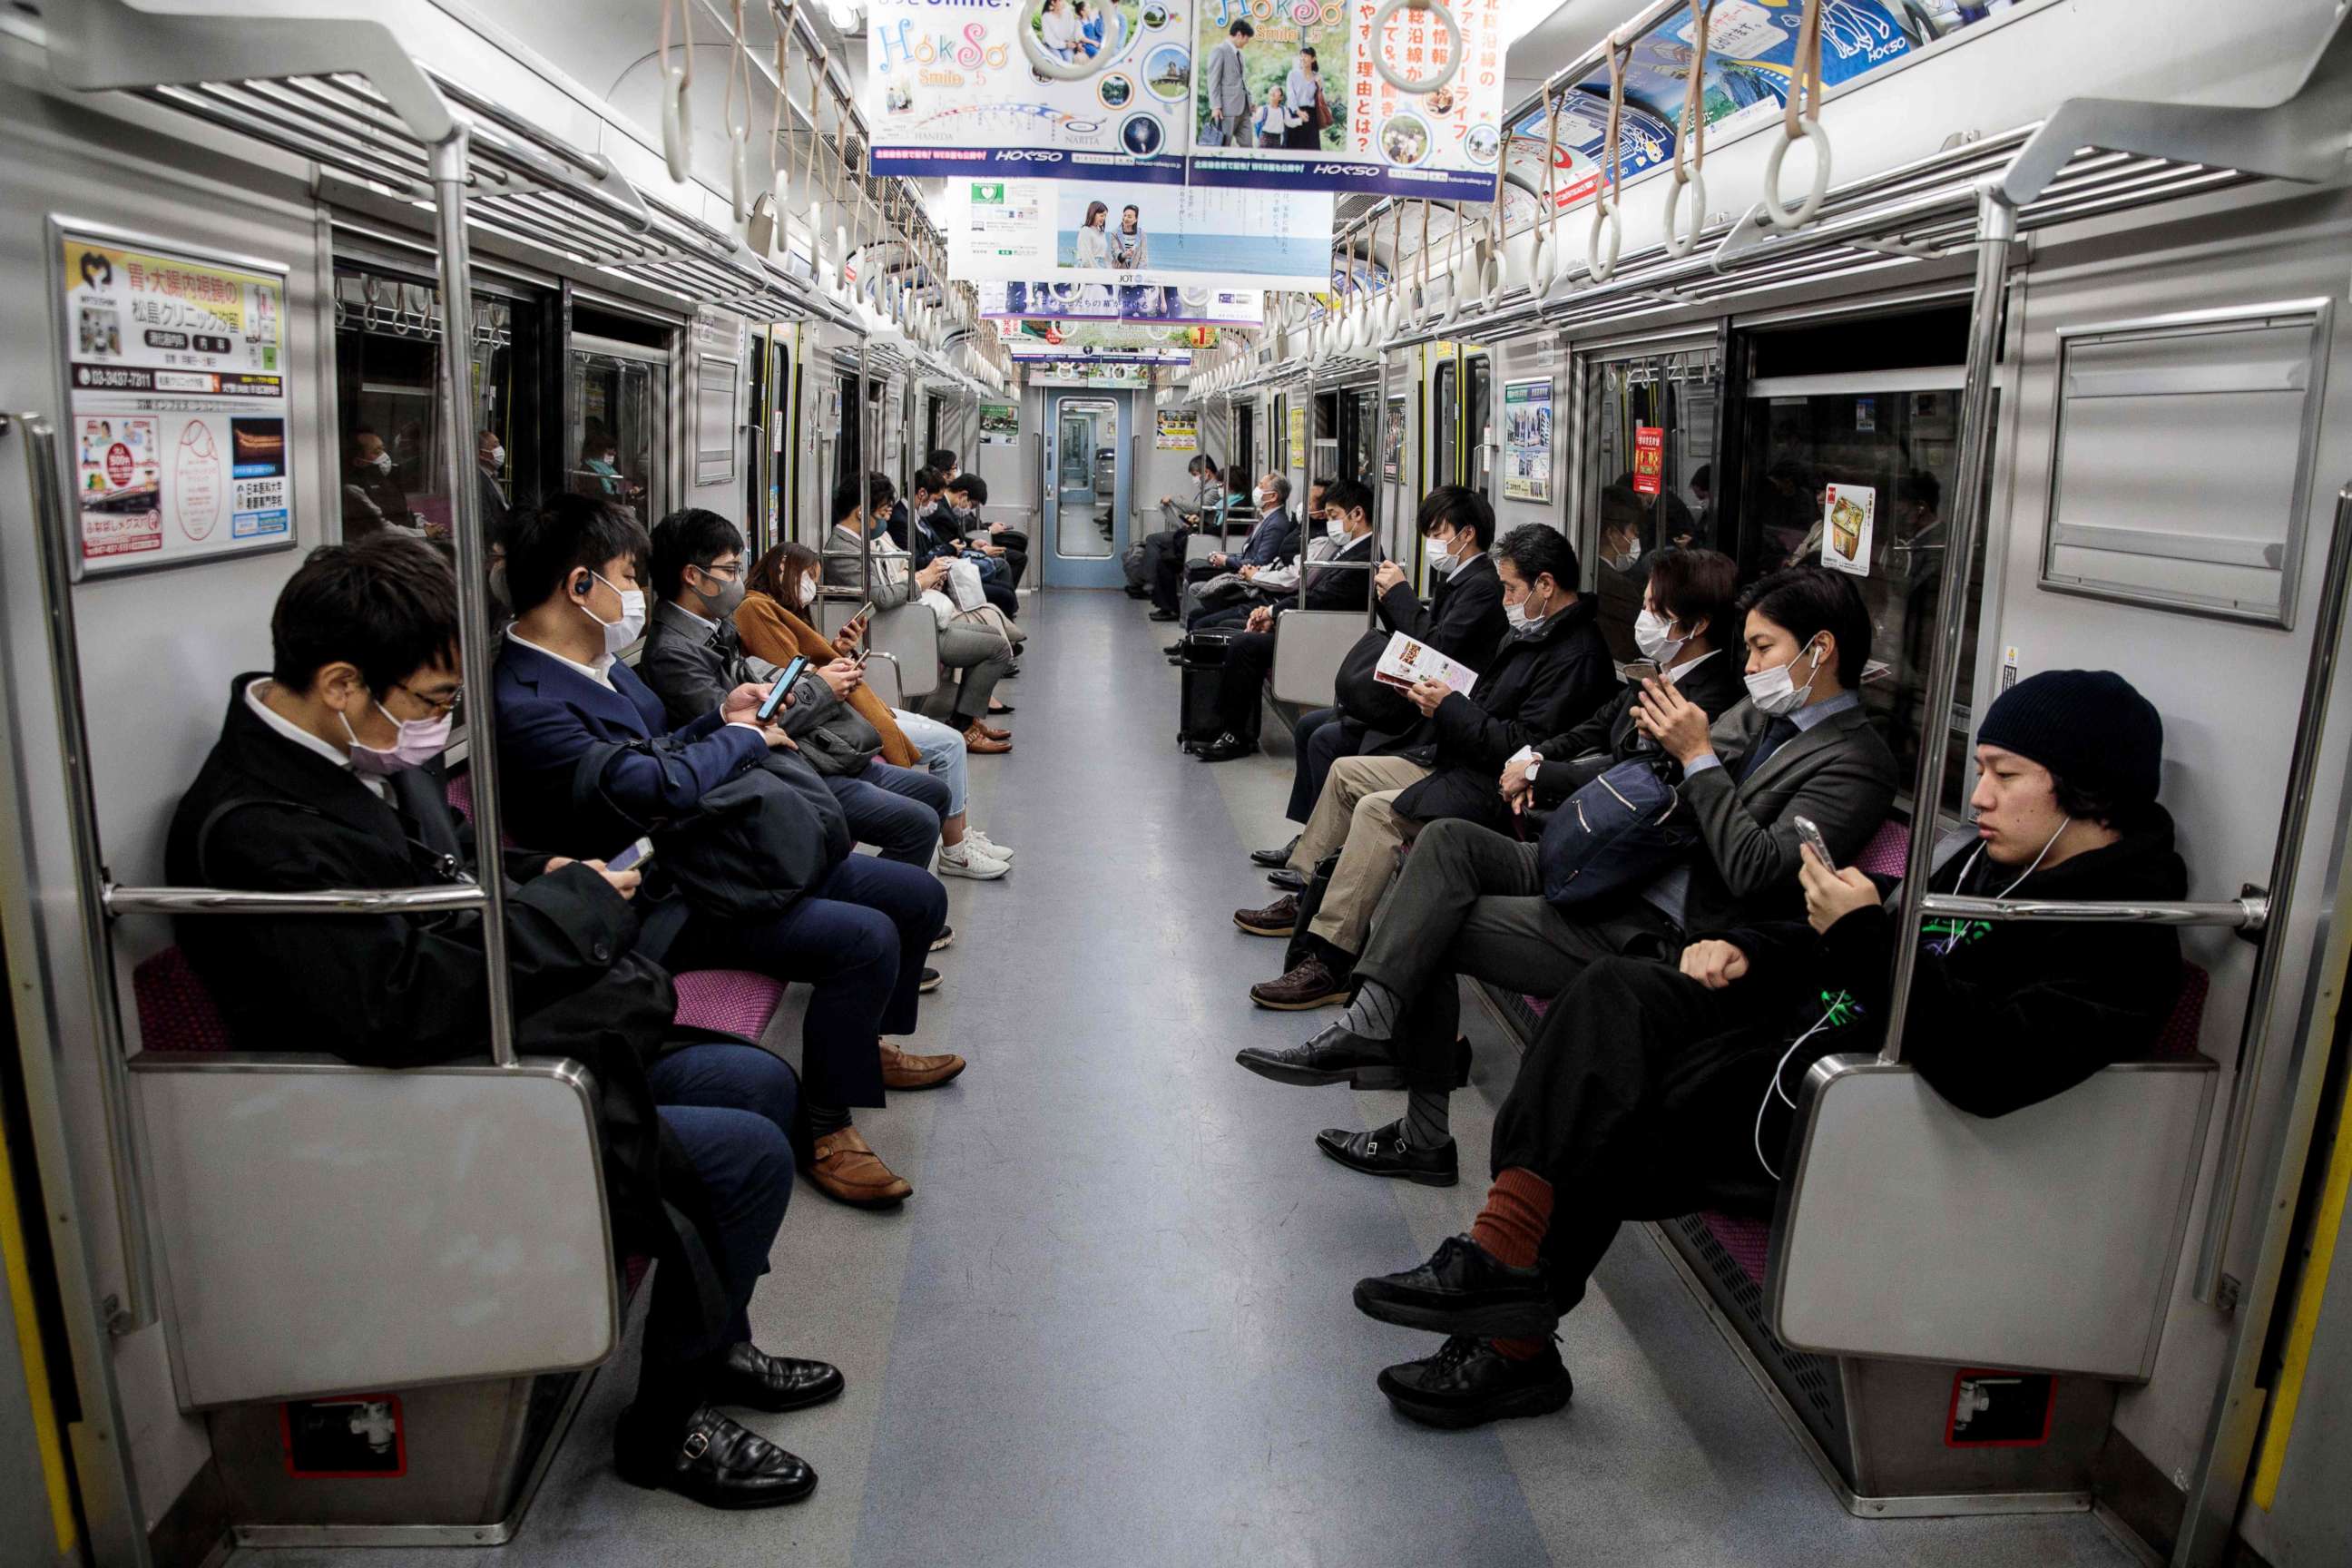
[[235, 589, 2141, 1568]]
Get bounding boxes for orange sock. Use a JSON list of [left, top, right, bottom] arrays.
[[1487, 1335, 1550, 1362], [1468, 1167, 1553, 1270]]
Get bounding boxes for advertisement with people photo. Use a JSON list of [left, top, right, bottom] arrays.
[[948, 178, 1334, 290]]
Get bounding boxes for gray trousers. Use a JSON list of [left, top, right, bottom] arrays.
[[932, 621, 1015, 723], [1351, 817, 1681, 1091]]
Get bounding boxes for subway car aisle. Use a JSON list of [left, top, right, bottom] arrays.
[[235, 592, 2138, 1568]]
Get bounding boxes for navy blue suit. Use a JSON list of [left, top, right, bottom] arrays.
[[495, 638, 946, 1108]]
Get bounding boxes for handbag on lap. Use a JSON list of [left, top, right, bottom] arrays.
[[1535, 758, 1700, 911]]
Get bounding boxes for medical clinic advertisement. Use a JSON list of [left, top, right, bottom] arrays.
[[1189, 0, 1509, 200], [58, 226, 295, 577], [1502, 378, 1552, 504], [978, 280, 1265, 327], [950, 178, 1335, 290], [865, 0, 1193, 181]]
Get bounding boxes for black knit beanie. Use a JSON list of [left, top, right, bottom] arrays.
[[1975, 670, 2163, 808]]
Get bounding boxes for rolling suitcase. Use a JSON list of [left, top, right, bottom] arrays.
[[1177, 629, 1233, 750]]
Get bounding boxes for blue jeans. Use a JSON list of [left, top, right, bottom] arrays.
[[648, 1042, 799, 1351], [894, 709, 968, 818], [828, 759, 950, 864], [674, 854, 947, 1108]]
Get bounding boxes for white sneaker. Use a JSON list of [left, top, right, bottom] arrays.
[[967, 829, 1014, 862], [937, 845, 1010, 881]]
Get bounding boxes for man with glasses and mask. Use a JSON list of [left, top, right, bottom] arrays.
[[1238, 565, 1897, 1188]]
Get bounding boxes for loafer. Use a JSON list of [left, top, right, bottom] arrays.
[[710, 1342, 845, 1414], [1232, 894, 1299, 937], [1316, 1119, 1457, 1186], [1194, 732, 1256, 763], [1377, 1336, 1573, 1431], [1354, 1234, 1558, 1338], [1234, 1022, 1401, 1089], [987, 701, 1014, 715], [1250, 835, 1302, 868], [930, 924, 955, 952], [616, 1406, 817, 1508], [879, 1043, 966, 1090], [805, 1126, 911, 1209], [1124, 584, 1150, 599], [1265, 867, 1307, 892], [1163, 642, 1186, 657], [919, 966, 943, 993], [1148, 609, 1179, 622], [962, 723, 1013, 754], [1249, 955, 1348, 1011]]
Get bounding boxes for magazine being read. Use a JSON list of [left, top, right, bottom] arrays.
[[1371, 632, 1480, 697]]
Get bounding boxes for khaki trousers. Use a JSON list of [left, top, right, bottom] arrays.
[[1287, 754, 1433, 957]]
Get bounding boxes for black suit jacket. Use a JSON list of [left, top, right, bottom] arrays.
[[1377, 551, 1506, 673], [1530, 649, 1749, 808], [1297, 531, 1377, 613]]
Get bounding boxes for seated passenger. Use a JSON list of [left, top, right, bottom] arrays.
[[494, 494, 956, 1210], [1147, 463, 1248, 622], [1237, 524, 1618, 1011], [1193, 477, 1379, 760], [1171, 473, 1301, 629], [1237, 566, 1898, 1180], [1176, 476, 1321, 639], [822, 474, 1018, 752], [1354, 671, 2184, 1428], [1132, 454, 1221, 599], [166, 534, 835, 1508], [740, 538, 1014, 879], [340, 426, 420, 541], [639, 507, 951, 875]]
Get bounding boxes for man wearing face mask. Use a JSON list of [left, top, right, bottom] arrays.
[[1369, 486, 1509, 675], [1171, 472, 1303, 637], [495, 495, 952, 1211], [168, 535, 839, 1510], [475, 427, 511, 538], [340, 426, 420, 541], [1240, 566, 1896, 1187]]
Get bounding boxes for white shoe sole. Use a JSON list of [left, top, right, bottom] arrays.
[[937, 854, 1010, 881], [969, 839, 1015, 862]]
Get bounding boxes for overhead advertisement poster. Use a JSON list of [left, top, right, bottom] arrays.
[[1189, 0, 1510, 200], [978, 281, 1264, 327], [995, 318, 1195, 362], [1027, 360, 1153, 388], [865, 0, 1193, 181], [1155, 409, 1199, 450], [56, 225, 296, 577], [1502, 377, 1552, 504], [950, 178, 1334, 290], [979, 401, 1020, 446]]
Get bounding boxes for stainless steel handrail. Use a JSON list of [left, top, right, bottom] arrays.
[[105, 886, 494, 916], [1916, 894, 2269, 930]]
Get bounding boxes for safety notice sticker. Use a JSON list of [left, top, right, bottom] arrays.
[[57, 224, 298, 576]]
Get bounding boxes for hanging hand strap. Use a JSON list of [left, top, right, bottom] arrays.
[[1589, 32, 1632, 281], [1762, 0, 1832, 230], [1664, 0, 1712, 257]]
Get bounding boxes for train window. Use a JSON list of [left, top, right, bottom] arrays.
[[1350, 390, 1377, 488], [1236, 403, 1256, 480], [569, 336, 666, 527], [769, 338, 792, 547], [1433, 360, 1459, 490], [1464, 353, 1493, 501], [833, 371, 862, 489], [1582, 345, 1723, 663], [1735, 309, 1984, 811], [332, 265, 540, 546]]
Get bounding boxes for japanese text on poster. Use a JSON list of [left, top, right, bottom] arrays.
[[951, 178, 1335, 290], [978, 280, 1264, 326], [1502, 378, 1552, 504], [60, 227, 295, 575], [1382, 393, 1406, 482], [1821, 483, 1876, 577], [1155, 409, 1199, 450], [1288, 402, 1307, 470], [1632, 426, 1664, 497]]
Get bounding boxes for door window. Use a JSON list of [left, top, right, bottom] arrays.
[[569, 338, 664, 527], [1583, 345, 1723, 662], [1053, 397, 1117, 559], [1464, 353, 1493, 500]]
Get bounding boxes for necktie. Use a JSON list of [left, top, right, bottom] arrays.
[[1740, 716, 1801, 784]]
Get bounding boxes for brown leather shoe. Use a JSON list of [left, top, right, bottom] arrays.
[[807, 1126, 912, 1209], [1233, 894, 1300, 937], [879, 1043, 966, 1091], [974, 720, 1013, 741], [1250, 955, 1349, 1011], [962, 722, 1013, 754]]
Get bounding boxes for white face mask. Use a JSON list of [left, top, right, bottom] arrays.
[[1325, 514, 1350, 543], [577, 570, 646, 657], [365, 452, 392, 472], [1633, 608, 1685, 662], [1745, 638, 1826, 717], [1607, 539, 1642, 571], [1504, 583, 1549, 632], [485, 445, 505, 471], [800, 571, 821, 610], [341, 699, 452, 776]]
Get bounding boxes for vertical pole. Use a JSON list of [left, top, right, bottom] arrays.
[[858, 335, 872, 603], [1877, 184, 2014, 1065], [430, 128, 518, 1070], [1367, 346, 1393, 629]]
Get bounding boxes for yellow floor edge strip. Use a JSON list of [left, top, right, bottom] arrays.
[[2249, 1071, 2352, 1512], [0, 1110, 79, 1555]]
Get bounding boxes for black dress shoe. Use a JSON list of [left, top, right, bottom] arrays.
[[1148, 609, 1179, 622], [1316, 1119, 1458, 1186], [1194, 732, 1256, 763], [1250, 835, 1302, 868], [1354, 1233, 1558, 1337], [711, 1342, 846, 1413], [615, 1406, 818, 1508], [1265, 867, 1307, 892], [1377, 1336, 1573, 1430], [1124, 584, 1150, 599], [1234, 1022, 1402, 1089], [1164, 642, 1186, 656]]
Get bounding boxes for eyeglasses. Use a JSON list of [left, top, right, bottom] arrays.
[[389, 683, 464, 719], [695, 560, 744, 583]]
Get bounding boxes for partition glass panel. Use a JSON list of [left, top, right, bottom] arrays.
[[1464, 353, 1493, 501], [1581, 344, 1724, 663], [1052, 397, 1117, 559], [569, 337, 665, 527]]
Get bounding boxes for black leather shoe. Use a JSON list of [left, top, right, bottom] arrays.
[[615, 1406, 818, 1508], [1250, 835, 1301, 868], [1317, 1119, 1458, 1186], [1164, 642, 1186, 656], [1195, 732, 1256, 763], [1235, 1022, 1402, 1089], [1265, 867, 1307, 892], [1354, 1234, 1558, 1337], [1148, 609, 1179, 622], [1377, 1336, 1573, 1430], [1124, 584, 1150, 599], [710, 1342, 846, 1413]]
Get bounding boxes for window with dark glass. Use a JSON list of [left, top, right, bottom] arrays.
[[1581, 344, 1724, 663], [1464, 353, 1493, 501]]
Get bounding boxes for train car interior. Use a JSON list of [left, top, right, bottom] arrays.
[[3, 2, 2351, 1565]]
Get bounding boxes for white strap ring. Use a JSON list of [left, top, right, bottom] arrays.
[[1761, 118, 1831, 231], [1369, 0, 1462, 96], [1588, 200, 1622, 282], [1662, 169, 1706, 259]]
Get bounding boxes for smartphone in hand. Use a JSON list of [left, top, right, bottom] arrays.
[[1792, 814, 1836, 870], [756, 655, 811, 722], [607, 836, 655, 873]]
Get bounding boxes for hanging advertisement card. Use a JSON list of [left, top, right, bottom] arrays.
[[1502, 377, 1553, 504], [1155, 409, 1199, 450], [1188, 0, 1508, 200], [978, 281, 1264, 327], [950, 178, 1335, 290], [55, 224, 297, 578], [1288, 402, 1307, 470], [1027, 361, 1153, 388], [1382, 394, 1406, 483], [980, 401, 1021, 446], [995, 317, 1195, 360], [1631, 426, 1665, 497], [865, 0, 1191, 182], [1821, 482, 1876, 576]]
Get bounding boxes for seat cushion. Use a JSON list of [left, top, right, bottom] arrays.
[[1702, 1210, 1773, 1285], [132, 946, 231, 1054], [1855, 818, 1911, 878], [672, 969, 786, 1040]]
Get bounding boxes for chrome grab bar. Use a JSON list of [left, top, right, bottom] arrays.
[[104, 885, 493, 917], [1916, 894, 2269, 930]]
